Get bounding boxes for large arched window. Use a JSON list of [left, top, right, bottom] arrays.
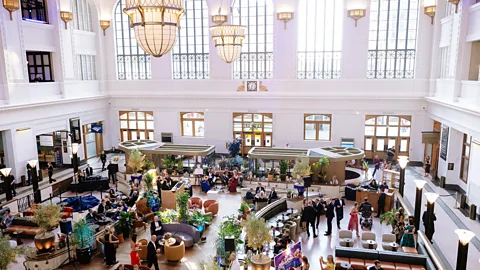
[[297, 0, 343, 79], [172, 0, 209, 79], [72, 0, 92, 32], [232, 0, 274, 79], [304, 114, 332, 141], [367, 0, 419, 79], [119, 111, 154, 141], [114, 0, 151, 80]]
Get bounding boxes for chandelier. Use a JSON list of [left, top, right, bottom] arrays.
[[210, 0, 246, 64], [123, 0, 184, 58]]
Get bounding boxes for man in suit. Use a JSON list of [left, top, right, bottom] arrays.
[[368, 260, 384, 270], [85, 209, 97, 223], [314, 198, 323, 228], [147, 234, 161, 270], [107, 161, 116, 184], [97, 199, 107, 215], [268, 187, 278, 203], [127, 191, 139, 207], [99, 151, 107, 171], [85, 164, 93, 177], [303, 201, 317, 238], [162, 177, 174, 190], [334, 196, 345, 229], [422, 208, 437, 242], [324, 199, 335, 236], [255, 182, 265, 194], [375, 190, 387, 218], [150, 216, 165, 236]]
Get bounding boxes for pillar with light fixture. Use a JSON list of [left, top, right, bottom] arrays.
[[348, 9, 366, 27], [455, 229, 475, 270], [448, 0, 460, 13], [277, 12, 294, 30], [424, 192, 439, 242], [413, 179, 426, 233], [397, 156, 409, 197], [28, 160, 41, 203], [100, 20, 111, 36], [60, 11, 73, 29], [0, 168, 13, 201], [72, 143, 79, 174], [2, 0, 19, 21]]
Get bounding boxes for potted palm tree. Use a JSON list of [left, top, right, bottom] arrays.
[[176, 191, 190, 223], [118, 211, 134, 239], [0, 236, 32, 270], [128, 148, 145, 181], [31, 204, 61, 253], [71, 219, 95, 264], [279, 160, 289, 181], [242, 215, 272, 270]]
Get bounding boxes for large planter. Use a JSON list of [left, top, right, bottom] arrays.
[[250, 254, 271, 270], [76, 247, 93, 264], [34, 231, 55, 252]]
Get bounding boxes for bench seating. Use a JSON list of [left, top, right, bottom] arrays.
[[255, 198, 288, 220], [162, 223, 200, 248], [5, 217, 42, 236]]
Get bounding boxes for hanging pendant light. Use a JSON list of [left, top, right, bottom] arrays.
[[123, 0, 185, 58], [210, 0, 246, 64]]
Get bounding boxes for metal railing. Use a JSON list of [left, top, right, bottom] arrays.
[[394, 191, 448, 270]]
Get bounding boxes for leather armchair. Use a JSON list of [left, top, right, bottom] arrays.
[[164, 238, 185, 262], [137, 239, 148, 261], [188, 197, 203, 210], [203, 200, 219, 215], [135, 198, 155, 222]]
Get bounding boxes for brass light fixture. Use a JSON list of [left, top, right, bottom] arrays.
[[100, 20, 111, 36], [424, 5, 436, 25], [123, 0, 185, 58], [212, 14, 228, 25], [448, 0, 460, 13], [2, 0, 19, 21], [210, 0, 246, 64], [60, 11, 73, 29], [347, 9, 366, 27], [277, 12, 293, 30]]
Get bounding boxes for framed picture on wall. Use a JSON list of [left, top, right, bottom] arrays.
[[70, 118, 81, 144]]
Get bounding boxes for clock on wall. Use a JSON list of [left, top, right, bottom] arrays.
[[246, 81, 258, 91]]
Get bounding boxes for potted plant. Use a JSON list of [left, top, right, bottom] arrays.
[[143, 159, 155, 171], [176, 158, 184, 174], [115, 223, 124, 243], [118, 211, 134, 239], [292, 156, 311, 185], [71, 219, 95, 264], [162, 155, 176, 174], [318, 156, 330, 183], [0, 236, 32, 270], [241, 215, 272, 270], [214, 215, 243, 255], [128, 148, 145, 181], [189, 210, 212, 237], [380, 209, 407, 232], [279, 160, 289, 181], [158, 209, 179, 223], [31, 204, 61, 253], [176, 191, 190, 223], [362, 159, 369, 175], [286, 190, 292, 199]]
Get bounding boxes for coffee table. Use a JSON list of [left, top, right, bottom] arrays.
[[269, 221, 284, 228], [366, 240, 376, 249], [344, 238, 353, 247], [341, 262, 351, 269], [96, 217, 112, 226], [13, 230, 23, 245], [390, 242, 399, 252]]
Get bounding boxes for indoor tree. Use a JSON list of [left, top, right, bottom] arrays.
[[176, 191, 191, 222], [241, 215, 272, 268], [31, 204, 61, 252], [292, 156, 311, 183], [127, 148, 145, 175], [0, 236, 32, 270]]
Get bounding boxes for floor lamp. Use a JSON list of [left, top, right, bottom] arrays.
[[28, 160, 41, 203], [424, 192, 439, 242], [0, 168, 12, 201], [397, 156, 409, 196], [413, 179, 426, 233], [455, 229, 475, 270]]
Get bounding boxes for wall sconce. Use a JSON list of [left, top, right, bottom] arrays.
[[15, 127, 31, 132], [2, 0, 19, 21], [277, 12, 294, 30], [100, 20, 111, 36], [60, 11, 73, 29], [448, 0, 460, 13], [212, 14, 228, 25], [424, 5, 436, 25], [347, 9, 366, 27]]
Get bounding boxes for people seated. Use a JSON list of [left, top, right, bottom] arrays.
[[85, 209, 97, 223], [280, 230, 292, 249], [359, 197, 373, 214], [256, 191, 268, 203], [200, 176, 211, 192], [268, 187, 278, 203], [245, 188, 255, 200], [108, 189, 117, 201], [0, 209, 14, 230], [255, 182, 265, 194], [207, 169, 216, 186], [77, 170, 86, 182], [150, 216, 165, 236], [368, 179, 378, 190], [221, 170, 230, 185], [112, 205, 122, 221], [368, 260, 384, 270], [98, 199, 110, 215], [379, 181, 389, 192], [127, 191, 139, 207]]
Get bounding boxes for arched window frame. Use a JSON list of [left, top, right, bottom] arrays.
[[304, 114, 332, 141], [172, 0, 209, 80], [232, 0, 274, 79], [114, 0, 151, 80], [181, 112, 205, 137], [367, 0, 419, 79], [72, 0, 93, 32], [297, 0, 343, 79], [119, 111, 154, 141]]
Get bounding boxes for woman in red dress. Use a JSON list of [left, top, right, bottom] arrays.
[[228, 170, 239, 193], [130, 234, 140, 266], [347, 202, 360, 237]]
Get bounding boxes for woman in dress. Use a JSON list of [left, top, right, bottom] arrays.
[[130, 233, 140, 266], [400, 218, 416, 248], [394, 212, 406, 242], [228, 170, 239, 193], [301, 256, 310, 270], [104, 226, 119, 266], [348, 202, 360, 237], [424, 156, 431, 177], [300, 199, 307, 231]]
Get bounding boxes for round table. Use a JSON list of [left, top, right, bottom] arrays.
[[269, 222, 284, 228], [13, 231, 23, 245], [96, 217, 112, 226], [294, 184, 305, 196], [106, 209, 117, 218], [269, 230, 281, 237], [366, 240, 376, 249], [286, 209, 299, 215], [340, 262, 351, 269], [390, 242, 399, 252], [277, 215, 290, 222], [344, 238, 353, 247]]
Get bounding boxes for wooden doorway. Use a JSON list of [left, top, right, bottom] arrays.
[[233, 113, 273, 155]]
